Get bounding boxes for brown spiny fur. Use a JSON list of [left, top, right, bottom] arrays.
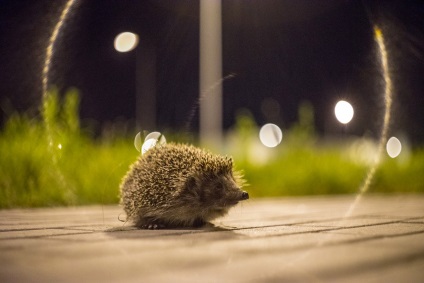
[[120, 143, 248, 229]]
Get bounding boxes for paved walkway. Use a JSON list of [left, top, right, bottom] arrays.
[[1, 195, 423, 282]]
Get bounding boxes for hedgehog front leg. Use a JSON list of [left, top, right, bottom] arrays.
[[143, 223, 166, 230], [136, 218, 167, 230]]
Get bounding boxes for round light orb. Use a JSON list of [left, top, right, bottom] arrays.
[[114, 32, 139, 52], [335, 100, 354, 124], [259, 123, 283, 148], [142, 139, 158, 155], [386, 136, 402, 158], [134, 131, 167, 154], [134, 132, 143, 152], [141, 132, 167, 155], [144, 132, 166, 144]]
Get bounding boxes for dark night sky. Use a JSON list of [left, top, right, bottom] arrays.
[[1, 0, 424, 144]]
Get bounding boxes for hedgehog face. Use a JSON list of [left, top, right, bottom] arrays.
[[198, 172, 249, 211]]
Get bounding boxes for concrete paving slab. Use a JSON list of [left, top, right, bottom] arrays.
[[0, 194, 423, 282]]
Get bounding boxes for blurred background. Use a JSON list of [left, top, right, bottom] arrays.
[[0, 0, 423, 208]]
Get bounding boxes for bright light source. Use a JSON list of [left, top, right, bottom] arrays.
[[386, 136, 402, 158], [58, 143, 62, 150], [134, 131, 167, 155], [335, 100, 354, 124], [259, 123, 283, 148], [114, 32, 139, 52], [142, 139, 158, 155], [134, 132, 143, 152]]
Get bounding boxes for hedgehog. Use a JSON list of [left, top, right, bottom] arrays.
[[120, 143, 249, 229]]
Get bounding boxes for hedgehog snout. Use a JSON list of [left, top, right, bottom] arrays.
[[240, 191, 249, 200]]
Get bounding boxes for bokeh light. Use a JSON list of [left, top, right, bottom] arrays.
[[334, 100, 354, 124], [259, 123, 283, 148], [114, 32, 139, 52], [386, 136, 402, 158], [141, 132, 167, 155], [134, 131, 167, 154], [142, 139, 158, 155], [134, 132, 143, 152]]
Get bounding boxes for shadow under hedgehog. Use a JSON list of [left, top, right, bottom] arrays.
[[120, 143, 249, 229]]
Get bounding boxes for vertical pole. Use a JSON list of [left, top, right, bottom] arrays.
[[136, 39, 156, 131], [199, 0, 223, 151]]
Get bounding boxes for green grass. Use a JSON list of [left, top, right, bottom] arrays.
[[239, 146, 424, 198], [0, 90, 136, 208], [226, 108, 424, 198], [373, 152, 424, 193], [241, 147, 365, 197], [0, 91, 423, 208]]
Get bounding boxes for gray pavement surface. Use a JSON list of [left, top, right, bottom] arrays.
[[1, 194, 423, 282]]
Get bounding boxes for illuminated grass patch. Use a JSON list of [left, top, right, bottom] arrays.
[[0, 92, 423, 208]]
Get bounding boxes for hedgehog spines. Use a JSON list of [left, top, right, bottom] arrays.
[[119, 142, 248, 229]]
